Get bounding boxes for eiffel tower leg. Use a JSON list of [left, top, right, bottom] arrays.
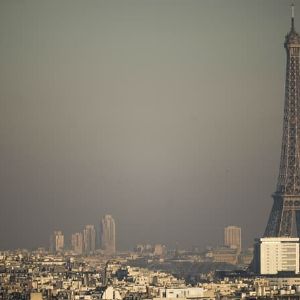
[[295, 210, 300, 237], [279, 209, 293, 236], [264, 198, 283, 236]]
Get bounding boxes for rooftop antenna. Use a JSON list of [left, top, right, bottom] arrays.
[[292, 3, 295, 31]]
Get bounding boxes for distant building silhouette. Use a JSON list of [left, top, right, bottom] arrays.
[[224, 226, 241, 254], [83, 225, 96, 254], [49, 230, 64, 253], [207, 246, 239, 265], [71, 232, 83, 254], [101, 215, 116, 254], [153, 244, 167, 256]]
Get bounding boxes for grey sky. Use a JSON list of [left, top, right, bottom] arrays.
[[0, 0, 296, 250]]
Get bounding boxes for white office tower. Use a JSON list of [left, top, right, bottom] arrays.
[[83, 225, 96, 254], [50, 230, 64, 253], [71, 232, 83, 254], [101, 215, 116, 254], [257, 237, 300, 275], [224, 225, 242, 254]]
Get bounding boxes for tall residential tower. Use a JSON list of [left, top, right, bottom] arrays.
[[71, 232, 83, 254], [50, 230, 64, 253], [100, 215, 116, 254], [83, 225, 96, 254], [224, 226, 241, 253]]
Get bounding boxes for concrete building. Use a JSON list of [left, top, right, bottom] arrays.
[[255, 237, 300, 275], [71, 232, 83, 254], [210, 246, 238, 265], [50, 231, 64, 253], [239, 247, 254, 265], [155, 287, 206, 300], [102, 286, 122, 300], [83, 225, 96, 254], [101, 215, 116, 254], [154, 244, 166, 256], [224, 226, 241, 254]]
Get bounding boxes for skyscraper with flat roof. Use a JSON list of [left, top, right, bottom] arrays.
[[100, 215, 116, 254], [50, 230, 64, 253], [83, 225, 96, 254], [256, 237, 300, 275], [224, 226, 241, 254], [71, 232, 83, 254]]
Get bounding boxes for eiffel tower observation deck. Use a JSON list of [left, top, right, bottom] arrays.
[[264, 5, 300, 237]]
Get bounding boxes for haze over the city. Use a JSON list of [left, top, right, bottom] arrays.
[[0, 0, 296, 250]]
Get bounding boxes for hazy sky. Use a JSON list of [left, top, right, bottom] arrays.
[[0, 0, 298, 251]]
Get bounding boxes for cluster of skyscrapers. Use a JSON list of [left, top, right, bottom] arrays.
[[71, 224, 96, 255], [50, 214, 116, 255]]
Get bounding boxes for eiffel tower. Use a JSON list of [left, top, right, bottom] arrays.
[[264, 5, 300, 237]]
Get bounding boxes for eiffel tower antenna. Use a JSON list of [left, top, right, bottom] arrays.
[[292, 3, 295, 31]]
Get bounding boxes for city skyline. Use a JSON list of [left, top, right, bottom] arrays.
[[39, 219, 244, 252], [51, 215, 116, 253], [1, 0, 298, 250]]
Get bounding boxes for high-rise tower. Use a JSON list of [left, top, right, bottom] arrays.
[[224, 226, 242, 254], [265, 5, 300, 237], [100, 215, 116, 254], [71, 232, 83, 254], [83, 225, 96, 254], [50, 230, 64, 253]]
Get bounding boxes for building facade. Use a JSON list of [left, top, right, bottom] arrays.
[[101, 215, 116, 254], [210, 246, 239, 265], [224, 226, 241, 253], [50, 230, 64, 253], [71, 232, 83, 254], [83, 225, 96, 254], [257, 237, 300, 275]]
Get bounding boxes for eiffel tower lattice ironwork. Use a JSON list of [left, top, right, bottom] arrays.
[[264, 5, 300, 237]]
